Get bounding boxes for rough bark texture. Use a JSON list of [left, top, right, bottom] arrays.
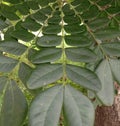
[[95, 83, 120, 126], [94, 104, 120, 126]]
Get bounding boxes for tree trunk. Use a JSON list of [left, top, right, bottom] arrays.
[[95, 83, 120, 126]]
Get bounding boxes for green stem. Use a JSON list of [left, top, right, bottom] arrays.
[[59, 1, 67, 85]]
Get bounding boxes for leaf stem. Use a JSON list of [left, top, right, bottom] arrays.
[[59, 1, 67, 85]]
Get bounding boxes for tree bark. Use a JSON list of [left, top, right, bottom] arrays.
[[95, 83, 120, 126]]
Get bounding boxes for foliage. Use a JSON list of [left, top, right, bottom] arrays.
[[0, 0, 120, 126]]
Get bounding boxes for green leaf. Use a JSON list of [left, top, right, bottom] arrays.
[[36, 0, 49, 6], [66, 65, 101, 91], [73, 0, 90, 11], [30, 48, 62, 64], [66, 47, 97, 63], [19, 63, 33, 84], [0, 1, 120, 125], [4, 27, 16, 41], [63, 15, 80, 24], [109, 18, 119, 28], [64, 24, 86, 34], [106, 6, 120, 14], [37, 35, 62, 47], [0, 77, 28, 126], [27, 64, 63, 89], [36, 0, 56, 7], [22, 16, 42, 31], [109, 59, 120, 84], [81, 5, 99, 20], [87, 17, 109, 31], [15, 2, 29, 15], [95, 60, 114, 105], [3, 0, 22, 4], [0, 41, 27, 55], [28, 49, 37, 61], [1, 11, 19, 20], [0, 4, 19, 20], [0, 19, 8, 30], [64, 85, 94, 126], [97, 0, 113, 6], [65, 34, 91, 47], [86, 46, 104, 71], [0, 55, 18, 72], [48, 15, 61, 24], [95, 27, 120, 40], [31, 11, 47, 23], [42, 25, 61, 35], [40, 6, 53, 15], [27, 1, 39, 10], [102, 42, 120, 56], [31, 6, 52, 23], [0, 77, 8, 94], [11, 28, 35, 42], [29, 85, 63, 126], [62, 4, 75, 16]]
